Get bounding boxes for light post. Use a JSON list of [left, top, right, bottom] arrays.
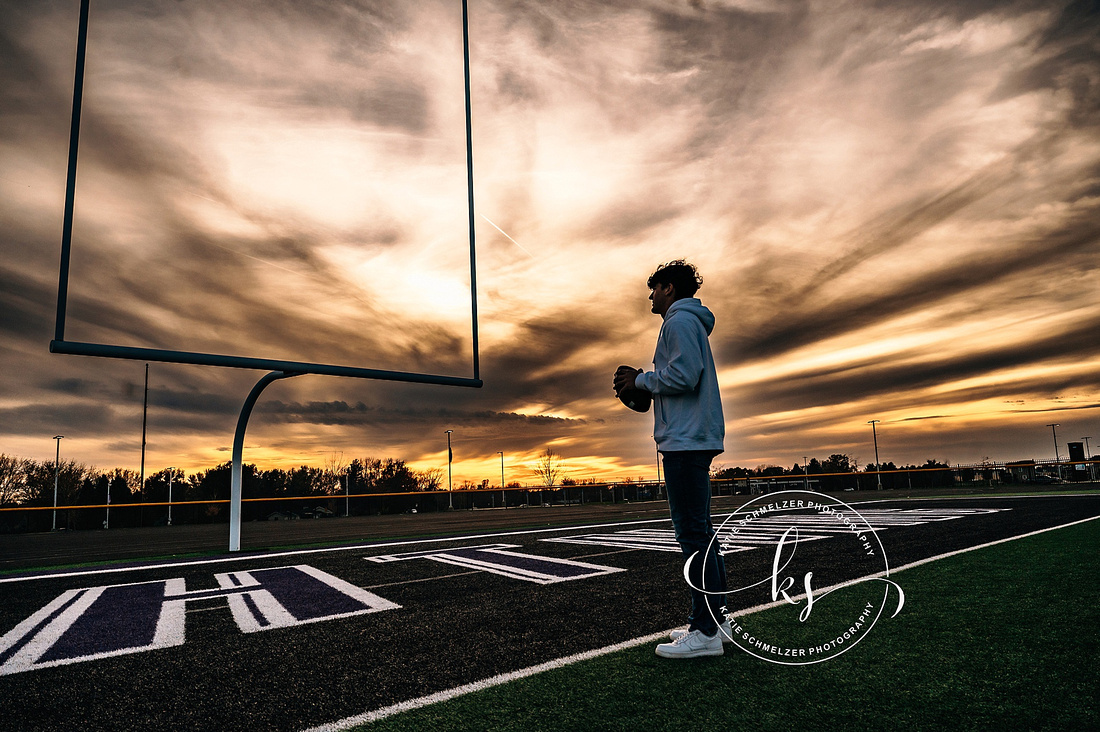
[[803, 456, 809, 490], [167, 468, 175, 526], [140, 363, 148, 528], [868, 420, 882, 489], [1083, 437, 1094, 481], [498, 451, 505, 507], [445, 430, 454, 509], [1047, 423, 1062, 480], [52, 435, 64, 531]]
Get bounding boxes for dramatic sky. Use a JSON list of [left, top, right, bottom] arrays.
[[2, 0, 1098, 484]]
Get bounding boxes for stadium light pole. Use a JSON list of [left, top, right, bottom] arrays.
[[1083, 436, 1094, 481], [868, 420, 882, 489], [445, 430, 454, 509], [803, 456, 809, 490], [498, 451, 505, 506], [1047, 423, 1062, 480], [139, 363, 148, 527], [167, 468, 175, 526], [52, 435, 64, 531]]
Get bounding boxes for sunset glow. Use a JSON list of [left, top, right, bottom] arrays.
[[1, 0, 1097, 483]]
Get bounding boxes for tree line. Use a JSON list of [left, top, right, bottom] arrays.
[[0, 454, 450, 532], [0, 450, 962, 532], [0, 451, 958, 511], [712, 453, 955, 491]]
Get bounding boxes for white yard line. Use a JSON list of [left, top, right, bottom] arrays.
[[3, 492, 1095, 584], [302, 512, 1100, 732], [0, 518, 680, 585]]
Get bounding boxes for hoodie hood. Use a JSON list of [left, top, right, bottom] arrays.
[[664, 297, 715, 335]]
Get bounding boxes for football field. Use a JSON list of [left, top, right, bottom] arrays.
[[2, 493, 1098, 731]]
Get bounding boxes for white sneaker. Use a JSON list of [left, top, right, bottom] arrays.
[[670, 618, 734, 644], [655, 629, 724, 659]]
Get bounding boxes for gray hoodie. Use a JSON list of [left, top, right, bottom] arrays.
[[635, 297, 725, 453]]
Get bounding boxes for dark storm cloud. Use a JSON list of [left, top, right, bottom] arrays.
[[582, 196, 683, 241], [119, 0, 436, 134], [478, 309, 641, 408], [303, 302, 647, 451], [645, 2, 810, 153], [870, 0, 1048, 22], [650, 0, 807, 79], [1007, 402, 1100, 414], [1024, 1, 1100, 129], [0, 263, 55, 341], [898, 400, 1100, 421], [494, 67, 541, 104], [827, 368, 1100, 428], [790, 150, 1023, 303], [0, 69, 44, 140], [64, 226, 385, 362], [147, 386, 241, 416], [723, 180, 1100, 363], [257, 399, 592, 427], [44, 378, 101, 396], [733, 313, 1100, 416], [0, 403, 117, 436], [296, 78, 432, 133]]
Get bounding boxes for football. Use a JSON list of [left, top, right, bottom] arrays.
[[614, 365, 651, 413], [617, 385, 652, 413]]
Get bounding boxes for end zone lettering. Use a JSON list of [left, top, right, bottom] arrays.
[[0, 544, 622, 677], [0, 565, 398, 676]]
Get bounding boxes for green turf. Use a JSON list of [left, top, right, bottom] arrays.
[[354, 517, 1100, 732]]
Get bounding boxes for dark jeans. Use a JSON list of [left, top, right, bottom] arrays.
[[662, 450, 728, 635]]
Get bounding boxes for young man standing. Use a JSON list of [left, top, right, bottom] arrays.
[[613, 260, 729, 658]]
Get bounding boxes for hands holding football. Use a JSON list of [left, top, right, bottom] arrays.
[[613, 365, 651, 413]]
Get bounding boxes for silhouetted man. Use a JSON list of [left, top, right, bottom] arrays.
[[614, 260, 728, 658]]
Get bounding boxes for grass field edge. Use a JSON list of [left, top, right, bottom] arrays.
[[299, 631, 672, 732]]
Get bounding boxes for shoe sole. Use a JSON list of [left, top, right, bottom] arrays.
[[655, 645, 724, 659]]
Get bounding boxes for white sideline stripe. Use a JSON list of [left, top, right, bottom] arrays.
[[299, 632, 672, 732], [301, 513, 1100, 732]]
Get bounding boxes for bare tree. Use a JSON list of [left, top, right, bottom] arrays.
[[0, 454, 27, 505], [534, 448, 563, 488], [417, 467, 444, 491], [323, 452, 348, 495]]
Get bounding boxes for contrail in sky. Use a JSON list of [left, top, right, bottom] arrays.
[[481, 214, 534, 257]]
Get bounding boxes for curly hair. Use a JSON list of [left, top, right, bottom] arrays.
[[647, 260, 703, 298]]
